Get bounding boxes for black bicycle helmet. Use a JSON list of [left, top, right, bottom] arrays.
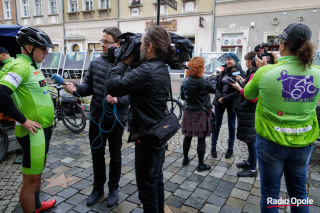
[[16, 27, 54, 48]]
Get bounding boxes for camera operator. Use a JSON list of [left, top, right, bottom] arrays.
[[106, 25, 171, 213], [243, 23, 320, 212], [63, 27, 129, 207], [211, 53, 245, 159]]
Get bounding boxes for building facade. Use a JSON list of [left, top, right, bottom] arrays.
[[0, 0, 17, 24], [12, 0, 320, 67]]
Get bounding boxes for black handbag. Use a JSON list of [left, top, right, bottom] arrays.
[[191, 91, 216, 133], [144, 75, 180, 147]]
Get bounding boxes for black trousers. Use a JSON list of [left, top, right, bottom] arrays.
[[135, 139, 166, 213], [89, 120, 123, 191]]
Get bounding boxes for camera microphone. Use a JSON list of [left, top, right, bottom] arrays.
[[51, 73, 65, 85]]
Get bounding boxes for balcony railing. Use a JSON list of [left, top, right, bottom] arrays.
[[131, 0, 141, 5]]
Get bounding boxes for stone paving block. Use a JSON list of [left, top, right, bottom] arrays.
[[222, 174, 238, 183], [242, 203, 260, 213], [184, 195, 206, 210], [206, 194, 227, 206], [165, 195, 186, 209], [65, 193, 87, 205], [191, 188, 211, 199], [220, 205, 242, 213], [310, 205, 320, 213], [72, 202, 94, 213], [214, 165, 229, 173], [238, 177, 255, 184], [235, 181, 252, 191], [181, 205, 198, 213], [208, 170, 225, 178], [226, 196, 246, 209], [122, 172, 135, 181], [308, 179, 320, 188], [164, 181, 180, 192], [176, 169, 193, 178], [80, 185, 93, 196], [57, 187, 79, 198], [131, 207, 144, 213], [309, 187, 320, 196], [213, 187, 232, 198], [113, 201, 137, 213], [187, 174, 206, 183], [119, 177, 131, 188], [250, 187, 261, 197], [165, 165, 181, 174], [201, 203, 221, 213], [309, 194, 320, 207], [92, 201, 114, 213], [61, 157, 75, 163], [70, 179, 92, 191], [65, 167, 84, 176], [163, 171, 175, 180], [181, 165, 197, 172], [117, 191, 129, 204], [121, 184, 137, 195], [179, 180, 199, 192], [50, 202, 74, 213], [170, 174, 187, 184], [217, 161, 232, 169], [173, 189, 192, 199], [127, 191, 141, 205], [310, 172, 320, 181], [165, 190, 172, 200], [246, 195, 260, 205], [46, 161, 65, 170], [254, 180, 260, 188], [121, 166, 134, 174]]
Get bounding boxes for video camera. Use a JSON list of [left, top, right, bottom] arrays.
[[253, 42, 274, 65], [107, 32, 194, 69]]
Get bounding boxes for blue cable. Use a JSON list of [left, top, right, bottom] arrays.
[[75, 92, 127, 149]]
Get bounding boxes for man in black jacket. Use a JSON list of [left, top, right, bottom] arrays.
[[63, 27, 129, 207], [106, 25, 171, 213]]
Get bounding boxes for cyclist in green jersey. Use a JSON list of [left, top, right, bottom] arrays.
[[0, 27, 56, 213]]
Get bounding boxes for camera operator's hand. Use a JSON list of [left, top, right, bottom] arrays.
[[123, 55, 135, 66], [255, 55, 267, 68], [106, 95, 118, 104], [230, 82, 241, 91], [63, 82, 76, 94], [22, 119, 42, 135], [271, 52, 280, 64], [218, 97, 224, 104], [211, 72, 217, 76]]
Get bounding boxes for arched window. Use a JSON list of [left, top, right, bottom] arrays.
[[73, 44, 80, 52], [185, 2, 194, 12]]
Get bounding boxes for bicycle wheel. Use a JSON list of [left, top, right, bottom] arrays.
[[0, 125, 9, 163], [166, 98, 183, 121], [62, 103, 86, 133]]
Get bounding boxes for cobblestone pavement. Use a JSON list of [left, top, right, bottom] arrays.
[[0, 80, 319, 213]]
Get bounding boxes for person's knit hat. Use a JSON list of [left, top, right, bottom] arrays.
[[277, 23, 311, 43], [225, 52, 239, 63], [0, 47, 9, 54]]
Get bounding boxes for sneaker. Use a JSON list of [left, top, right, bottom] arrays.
[[237, 169, 258, 177], [211, 149, 217, 158], [182, 157, 191, 166], [87, 190, 104, 206], [35, 199, 56, 213], [107, 190, 119, 207], [225, 149, 233, 159], [197, 164, 211, 172], [236, 160, 250, 169]]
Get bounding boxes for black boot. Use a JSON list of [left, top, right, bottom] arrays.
[[197, 164, 211, 172], [87, 190, 104, 206], [236, 160, 250, 169], [182, 157, 191, 166], [107, 190, 119, 207], [225, 149, 233, 159], [211, 148, 217, 158], [237, 169, 258, 177]]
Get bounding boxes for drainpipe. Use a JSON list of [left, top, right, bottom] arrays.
[[117, 0, 119, 28], [14, 0, 18, 25], [211, 0, 216, 51], [62, 0, 66, 53]]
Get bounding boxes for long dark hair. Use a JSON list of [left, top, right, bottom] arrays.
[[284, 39, 314, 71], [144, 26, 173, 62]]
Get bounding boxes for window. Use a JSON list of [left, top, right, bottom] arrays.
[[131, 8, 139, 17], [130, 0, 141, 5], [100, 0, 109, 9], [88, 43, 102, 58], [3, 0, 11, 19], [21, 0, 29, 17], [53, 44, 59, 52], [73, 44, 80, 52], [34, 0, 41, 16], [184, 1, 195, 13], [69, 0, 78, 12], [49, 0, 57, 14], [84, 0, 93, 10]]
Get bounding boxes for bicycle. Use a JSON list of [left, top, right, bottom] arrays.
[[0, 116, 15, 163], [50, 85, 86, 133], [166, 98, 183, 122]]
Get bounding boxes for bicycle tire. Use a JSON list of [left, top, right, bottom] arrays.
[[62, 103, 86, 133], [166, 98, 183, 121], [0, 125, 9, 163]]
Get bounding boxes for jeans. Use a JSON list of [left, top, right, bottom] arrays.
[[89, 120, 123, 191], [135, 138, 166, 213], [256, 134, 314, 213], [247, 142, 257, 170], [211, 104, 237, 150]]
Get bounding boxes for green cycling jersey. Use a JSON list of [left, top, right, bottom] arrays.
[[0, 54, 54, 137], [244, 56, 320, 147]]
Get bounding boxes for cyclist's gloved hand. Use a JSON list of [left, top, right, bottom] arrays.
[[22, 119, 42, 135], [63, 82, 76, 94]]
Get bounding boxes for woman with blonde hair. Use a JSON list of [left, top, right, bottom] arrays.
[[180, 56, 215, 172]]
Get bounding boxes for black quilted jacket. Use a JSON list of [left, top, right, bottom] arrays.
[[74, 54, 129, 123]]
